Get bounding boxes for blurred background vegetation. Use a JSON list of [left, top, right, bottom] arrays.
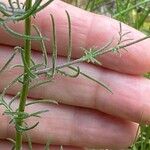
[[64, 0, 150, 33], [62, 0, 150, 150]]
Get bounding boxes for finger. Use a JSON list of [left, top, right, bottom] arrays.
[[0, 140, 83, 150], [0, 96, 138, 149], [0, 0, 150, 74], [0, 45, 150, 124]]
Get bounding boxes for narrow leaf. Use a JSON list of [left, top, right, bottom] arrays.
[[16, 122, 39, 132], [69, 66, 112, 93], [57, 66, 80, 78], [35, 0, 54, 13], [50, 14, 57, 77], [2, 23, 48, 41], [65, 10, 72, 62], [26, 99, 58, 107], [9, 92, 20, 108], [16, 0, 21, 9], [32, 24, 48, 67], [8, 0, 14, 11], [0, 5, 11, 16], [0, 48, 19, 74], [29, 110, 49, 118], [6, 138, 16, 144], [1, 75, 22, 98]]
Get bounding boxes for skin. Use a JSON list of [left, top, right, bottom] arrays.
[[0, 0, 150, 149]]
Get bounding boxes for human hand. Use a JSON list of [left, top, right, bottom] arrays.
[[0, 0, 150, 149]]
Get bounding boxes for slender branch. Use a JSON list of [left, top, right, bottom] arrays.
[[35, 58, 83, 75], [98, 35, 150, 56], [35, 35, 150, 75]]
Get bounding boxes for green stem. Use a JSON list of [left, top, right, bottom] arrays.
[[15, 0, 32, 150]]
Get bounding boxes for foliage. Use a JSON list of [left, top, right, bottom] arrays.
[[0, 0, 150, 150]]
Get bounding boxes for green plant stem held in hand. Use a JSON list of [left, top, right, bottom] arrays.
[[15, 0, 32, 150]]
